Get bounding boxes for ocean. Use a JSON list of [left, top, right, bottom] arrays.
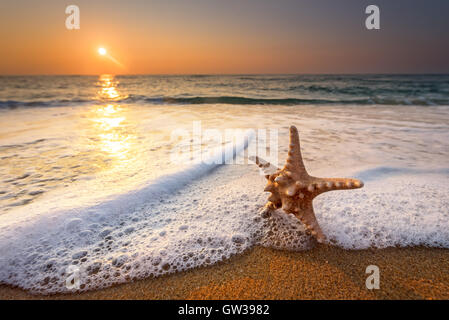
[[0, 74, 448, 293]]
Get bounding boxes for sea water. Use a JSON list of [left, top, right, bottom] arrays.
[[0, 74, 448, 293]]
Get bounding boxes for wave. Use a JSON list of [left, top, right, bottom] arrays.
[[2, 95, 448, 109], [157, 96, 449, 106], [0, 99, 92, 109], [0, 130, 255, 294], [355, 166, 449, 182]]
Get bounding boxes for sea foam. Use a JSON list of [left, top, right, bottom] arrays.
[[0, 131, 267, 293], [1, 138, 449, 294]]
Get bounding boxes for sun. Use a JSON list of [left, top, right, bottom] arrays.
[[95, 47, 125, 69], [98, 47, 107, 56]]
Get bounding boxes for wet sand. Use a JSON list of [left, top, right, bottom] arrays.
[[1, 245, 448, 300]]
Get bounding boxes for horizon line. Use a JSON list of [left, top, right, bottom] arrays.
[[1, 72, 449, 77]]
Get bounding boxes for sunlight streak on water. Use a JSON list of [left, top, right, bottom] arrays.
[[96, 74, 127, 102], [89, 76, 137, 162]]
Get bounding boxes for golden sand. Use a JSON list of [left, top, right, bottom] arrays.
[[1, 245, 448, 300]]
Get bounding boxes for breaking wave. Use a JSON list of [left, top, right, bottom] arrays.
[[1, 95, 448, 109]]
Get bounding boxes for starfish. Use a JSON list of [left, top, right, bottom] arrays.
[[254, 126, 364, 243]]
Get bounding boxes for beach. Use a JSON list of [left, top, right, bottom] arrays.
[[1, 245, 448, 300], [2, 0, 449, 302], [1, 75, 449, 297]]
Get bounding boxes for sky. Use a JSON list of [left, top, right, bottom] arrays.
[[0, 0, 448, 75]]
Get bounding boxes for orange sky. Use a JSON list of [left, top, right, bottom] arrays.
[[0, 0, 448, 75]]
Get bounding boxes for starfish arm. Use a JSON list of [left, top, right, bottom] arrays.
[[250, 155, 269, 169], [293, 201, 325, 243], [267, 193, 282, 207], [309, 177, 364, 196], [284, 126, 308, 179], [260, 203, 276, 218], [250, 156, 279, 178]]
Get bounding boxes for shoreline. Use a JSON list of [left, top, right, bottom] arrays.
[[1, 245, 448, 300]]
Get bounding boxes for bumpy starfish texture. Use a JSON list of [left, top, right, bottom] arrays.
[[255, 126, 364, 243]]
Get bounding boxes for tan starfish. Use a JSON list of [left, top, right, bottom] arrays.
[[253, 126, 364, 243]]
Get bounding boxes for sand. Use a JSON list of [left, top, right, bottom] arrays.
[[1, 245, 448, 300]]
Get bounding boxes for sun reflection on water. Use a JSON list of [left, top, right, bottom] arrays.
[[96, 74, 127, 101], [88, 75, 137, 161]]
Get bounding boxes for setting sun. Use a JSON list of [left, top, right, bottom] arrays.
[[98, 47, 107, 56]]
